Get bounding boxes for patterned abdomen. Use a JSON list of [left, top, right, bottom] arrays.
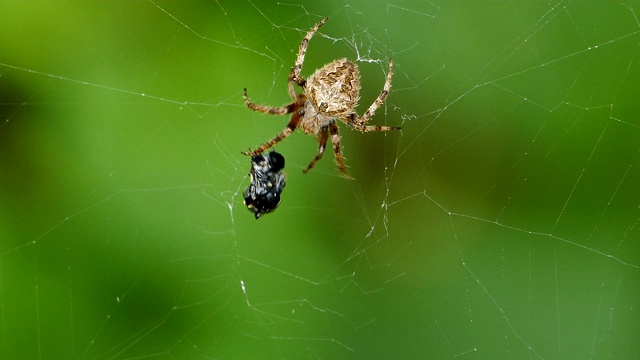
[[305, 58, 361, 117]]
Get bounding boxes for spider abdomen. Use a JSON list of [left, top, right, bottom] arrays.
[[305, 58, 360, 117]]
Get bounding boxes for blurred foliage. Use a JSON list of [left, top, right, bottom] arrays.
[[1, 0, 639, 359]]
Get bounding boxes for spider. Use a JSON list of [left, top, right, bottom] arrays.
[[242, 17, 400, 179], [243, 151, 287, 219]]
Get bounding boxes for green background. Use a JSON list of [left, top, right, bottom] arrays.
[[1, 1, 639, 359]]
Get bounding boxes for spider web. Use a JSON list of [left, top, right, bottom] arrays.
[[1, 0, 639, 358]]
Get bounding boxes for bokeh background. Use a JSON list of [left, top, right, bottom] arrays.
[[1, 0, 639, 359]]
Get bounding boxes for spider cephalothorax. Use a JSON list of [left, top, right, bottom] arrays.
[[242, 17, 400, 179]]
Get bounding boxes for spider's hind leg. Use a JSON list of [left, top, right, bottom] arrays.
[[302, 122, 353, 179], [329, 122, 353, 179], [346, 113, 401, 133], [354, 58, 394, 126], [302, 127, 329, 174]]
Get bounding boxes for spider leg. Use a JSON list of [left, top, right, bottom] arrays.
[[329, 122, 353, 179], [287, 70, 306, 100], [347, 114, 401, 132], [244, 88, 296, 115], [354, 58, 394, 126], [303, 123, 352, 178], [292, 17, 328, 86], [242, 106, 303, 156], [302, 126, 329, 174]]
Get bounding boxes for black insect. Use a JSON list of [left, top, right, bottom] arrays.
[[243, 151, 286, 219]]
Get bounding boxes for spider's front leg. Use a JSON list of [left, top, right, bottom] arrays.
[[291, 17, 328, 86], [287, 69, 305, 100], [242, 107, 303, 156], [244, 88, 295, 115]]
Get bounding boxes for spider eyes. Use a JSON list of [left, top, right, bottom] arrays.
[[243, 151, 287, 219]]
